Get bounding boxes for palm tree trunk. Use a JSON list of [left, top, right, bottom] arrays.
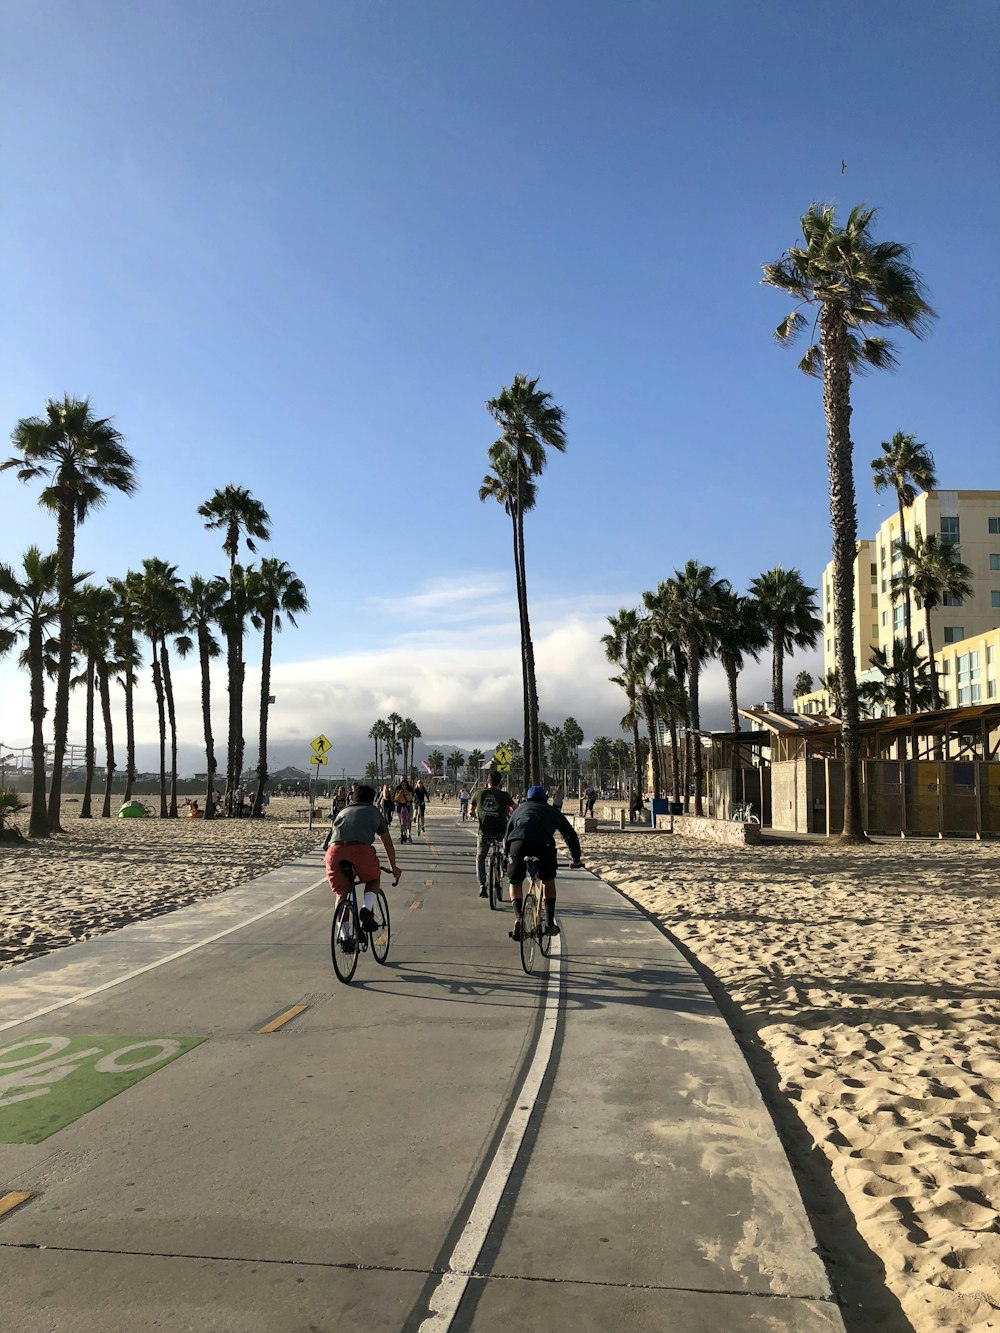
[[820, 304, 866, 841], [515, 487, 542, 786], [161, 644, 179, 817], [641, 692, 662, 799], [80, 656, 96, 818], [668, 718, 681, 805], [122, 670, 136, 803], [47, 502, 76, 831], [150, 635, 168, 818], [724, 657, 740, 731], [199, 628, 217, 818], [98, 663, 115, 818], [28, 621, 50, 838], [252, 613, 274, 817], [687, 636, 705, 816], [631, 716, 642, 809], [897, 492, 916, 716], [771, 629, 785, 713], [232, 652, 246, 798], [509, 508, 533, 789], [925, 606, 940, 709]]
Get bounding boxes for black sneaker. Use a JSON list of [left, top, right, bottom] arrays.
[[510, 920, 523, 942], [479, 886, 488, 898], [545, 922, 560, 936], [359, 907, 379, 932], [337, 934, 356, 954]]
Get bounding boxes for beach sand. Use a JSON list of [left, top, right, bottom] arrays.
[[0, 796, 325, 969], [583, 829, 1000, 1333]]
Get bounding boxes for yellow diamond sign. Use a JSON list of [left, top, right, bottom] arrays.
[[310, 734, 332, 757]]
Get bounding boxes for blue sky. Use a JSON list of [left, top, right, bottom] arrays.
[[2, 1, 998, 774]]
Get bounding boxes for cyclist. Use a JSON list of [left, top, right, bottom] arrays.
[[505, 785, 583, 941], [324, 784, 401, 931], [458, 786, 471, 820], [412, 780, 428, 835], [393, 778, 414, 843], [472, 770, 516, 899]]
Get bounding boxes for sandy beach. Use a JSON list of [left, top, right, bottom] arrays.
[[0, 796, 324, 969], [584, 829, 1000, 1333]]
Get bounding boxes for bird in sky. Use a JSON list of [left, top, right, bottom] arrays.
[[841, 159, 847, 174]]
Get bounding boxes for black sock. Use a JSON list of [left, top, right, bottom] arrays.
[[546, 898, 556, 926], [514, 898, 523, 918]]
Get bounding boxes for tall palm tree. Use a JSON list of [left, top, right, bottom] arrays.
[[602, 609, 647, 803], [466, 748, 486, 784], [611, 738, 632, 798], [426, 747, 445, 778], [587, 736, 613, 790], [3, 397, 137, 831], [562, 718, 584, 790], [794, 671, 814, 699], [484, 374, 567, 786], [447, 750, 465, 783], [480, 444, 539, 785], [178, 574, 228, 817], [861, 640, 935, 717], [126, 560, 185, 817], [649, 660, 688, 805], [197, 486, 271, 805], [71, 584, 118, 819], [386, 712, 404, 781], [748, 568, 822, 714], [399, 718, 421, 780], [664, 561, 728, 816], [899, 532, 974, 708], [643, 581, 691, 805], [871, 431, 938, 712], [714, 588, 768, 731], [107, 580, 142, 804], [0, 548, 63, 836], [247, 559, 309, 816], [764, 203, 935, 840]]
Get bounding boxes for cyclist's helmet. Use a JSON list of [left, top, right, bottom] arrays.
[[526, 785, 547, 801]]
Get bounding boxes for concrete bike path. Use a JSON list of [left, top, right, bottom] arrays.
[[0, 810, 843, 1332]]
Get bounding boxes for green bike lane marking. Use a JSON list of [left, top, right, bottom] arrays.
[[0, 1035, 204, 1144]]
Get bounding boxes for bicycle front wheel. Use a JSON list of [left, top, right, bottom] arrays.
[[538, 889, 553, 958], [370, 890, 391, 963], [519, 889, 538, 974], [331, 898, 360, 984], [488, 849, 503, 911]]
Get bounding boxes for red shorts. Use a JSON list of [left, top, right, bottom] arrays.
[[325, 842, 381, 897]]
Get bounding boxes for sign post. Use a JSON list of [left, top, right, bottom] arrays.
[[308, 735, 332, 830], [493, 745, 512, 778]]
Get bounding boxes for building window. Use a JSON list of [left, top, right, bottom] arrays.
[[990, 554, 1000, 571], [893, 605, 905, 631], [870, 563, 877, 580], [917, 629, 925, 644], [943, 627, 964, 644], [989, 679, 997, 700], [871, 594, 878, 609], [881, 578, 887, 593], [943, 593, 964, 607], [993, 591, 1000, 608], [988, 646, 996, 666], [880, 546, 886, 568], [826, 639, 831, 654], [942, 659, 951, 676], [881, 610, 888, 627], [989, 517, 1000, 534], [941, 516, 960, 545]]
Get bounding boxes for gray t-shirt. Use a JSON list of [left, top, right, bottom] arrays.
[[330, 802, 388, 845]]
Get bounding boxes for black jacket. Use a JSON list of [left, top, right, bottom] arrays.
[[505, 800, 581, 862]]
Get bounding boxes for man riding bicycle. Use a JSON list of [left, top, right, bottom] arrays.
[[393, 779, 414, 843], [324, 785, 402, 931], [412, 779, 428, 835], [471, 770, 516, 899], [505, 785, 583, 940]]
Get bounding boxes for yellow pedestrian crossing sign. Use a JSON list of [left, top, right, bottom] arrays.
[[493, 745, 511, 773], [310, 734, 332, 757], [310, 755, 328, 766]]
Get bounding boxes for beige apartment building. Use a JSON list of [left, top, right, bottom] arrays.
[[819, 489, 1000, 680]]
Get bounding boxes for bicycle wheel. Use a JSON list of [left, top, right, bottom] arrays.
[[519, 889, 538, 974], [488, 848, 502, 911], [370, 890, 391, 963], [538, 885, 553, 957], [331, 898, 360, 984]]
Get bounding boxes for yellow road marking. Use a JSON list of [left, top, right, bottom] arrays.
[[424, 878, 435, 887], [409, 899, 424, 910], [429, 863, 438, 870], [0, 1191, 33, 1220], [258, 1004, 309, 1034], [429, 844, 438, 854]]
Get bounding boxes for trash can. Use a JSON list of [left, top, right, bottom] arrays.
[[670, 802, 683, 815], [650, 799, 670, 828]]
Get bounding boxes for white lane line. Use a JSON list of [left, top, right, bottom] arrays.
[[418, 937, 562, 1332], [0, 878, 327, 1035]]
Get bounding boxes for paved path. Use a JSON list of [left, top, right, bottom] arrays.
[[0, 811, 844, 1332]]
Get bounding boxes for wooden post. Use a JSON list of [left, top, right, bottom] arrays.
[[937, 758, 945, 839], [824, 756, 831, 838]]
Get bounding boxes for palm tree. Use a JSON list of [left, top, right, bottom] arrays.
[[484, 374, 567, 786], [664, 561, 728, 816], [107, 580, 141, 804], [862, 639, 935, 717], [178, 574, 228, 816], [643, 581, 692, 804], [649, 661, 688, 804], [714, 588, 768, 731], [197, 486, 271, 806], [247, 559, 309, 816], [748, 568, 822, 714], [126, 560, 185, 817], [447, 750, 465, 783], [603, 609, 647, 803], [562, 717, 584, 790], [386, 712, 404, 781], [611, 738, 632, 798], [764, 203, 935, 840], [3, 397, 137, 831], [0, 548, 63, 836], [821, 667, 842, 715], [480, 445, 539, 785], [794, 671, 814, 699], [466, 748, 486, 784], [871, 431, 938, 712], [369, 721, 387, 780], [398, 718, 421, 779], [587, 736, 613, 790], [899, 532, 974, 708], [71, 584, 118, 819], [426, 748, 445, 778]]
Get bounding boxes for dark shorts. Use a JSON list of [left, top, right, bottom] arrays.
[[507, 839, 558, 884]]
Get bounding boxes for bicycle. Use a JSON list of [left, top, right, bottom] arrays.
[[732, 802, 761, 825], [485, 837, 505, 912], [330, 859, 399, 985], [397, 803, 412, 843], [413, 804, 425, 836], [515, 858, 554, 974]]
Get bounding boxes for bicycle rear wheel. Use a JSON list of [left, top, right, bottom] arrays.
[[538, 885, 553, 957], [370, 890, 391, 963], [519, 889, 538, 974], [331, 898, 360, 984], [488, 847, 503, 911]]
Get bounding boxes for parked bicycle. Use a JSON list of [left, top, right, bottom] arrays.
[[732, 802, 761, 825], [331, 858, 399, 985]]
